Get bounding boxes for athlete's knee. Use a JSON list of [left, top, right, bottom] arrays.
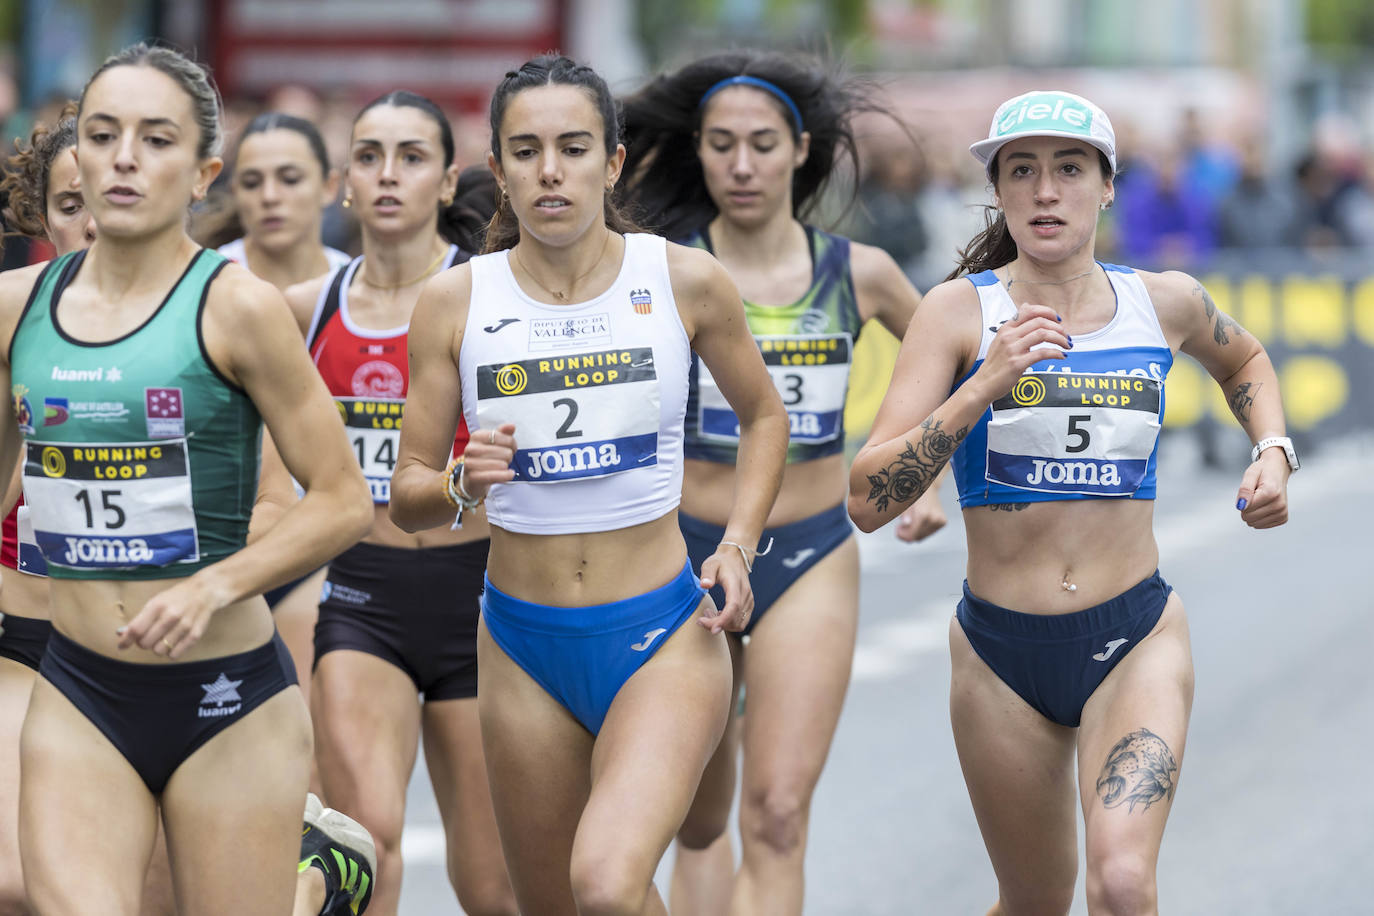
[[1086, 850, 1156, 916], [994, 884, 1075, 916], [676, 801, 730, 850], [568, 847, 652, 916], [454, 885, 518, 916], [450, 868, 518, 916], [739, 785, 809, 857]]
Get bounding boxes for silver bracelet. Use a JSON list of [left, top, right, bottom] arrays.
[[719, 537, 773, 574]]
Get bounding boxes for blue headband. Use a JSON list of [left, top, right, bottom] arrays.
[[699, 75, 804, 136]]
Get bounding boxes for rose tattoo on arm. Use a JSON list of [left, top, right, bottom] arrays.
[[865, 418, 968, 512]]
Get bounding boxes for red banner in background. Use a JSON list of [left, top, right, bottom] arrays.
[[210, 0, 567, 114]]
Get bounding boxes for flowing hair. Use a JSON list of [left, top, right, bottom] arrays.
[[618, 49, 895, 239]]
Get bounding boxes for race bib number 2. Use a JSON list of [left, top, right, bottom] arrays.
[[21, 439, 200, 569], [475, 347, 660, 483]]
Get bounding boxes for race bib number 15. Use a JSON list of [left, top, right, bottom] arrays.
[[21, 439, 200, 569]]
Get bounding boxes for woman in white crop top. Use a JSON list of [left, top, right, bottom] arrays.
[[391, 55, 788, 914], [849, 91, 1295, 914]]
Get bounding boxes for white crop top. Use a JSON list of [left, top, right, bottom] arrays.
[[459, 233, 691, 535]]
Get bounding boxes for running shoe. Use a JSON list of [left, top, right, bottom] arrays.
[[299, 793, 376, 915]]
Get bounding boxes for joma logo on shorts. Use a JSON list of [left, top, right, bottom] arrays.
[[1025, 459, 1120, 487], [62, 536, 154, 565], [524, 444, 622, 479]]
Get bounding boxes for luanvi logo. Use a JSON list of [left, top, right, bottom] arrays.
[[483, 317, 520, 333], [198, 673, 244, 718]]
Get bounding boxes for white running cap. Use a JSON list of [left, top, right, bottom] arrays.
[[969, 90, 1116, 177]]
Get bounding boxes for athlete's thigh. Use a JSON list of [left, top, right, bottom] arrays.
[[476, 620, 592, 915], [578, 600, 732, 880], [160, 688, 311, 916], [421, 697, 511, 895], [1077, 592, 1193, 862], [740, 537, 858, 799], [677, 634, 744, 846], [19, 677, 158, 916], [0, 659, 34, 899], [948, 614, 1080, 900], [312, 650, 422, 820], [271, 568, 324, 702]]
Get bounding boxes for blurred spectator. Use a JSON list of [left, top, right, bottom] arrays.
[[853, 140, 929, 280], [1177, 108, 1239, 207], [1114, 146, 1216, 268], [1217, 143, 1294, 249]]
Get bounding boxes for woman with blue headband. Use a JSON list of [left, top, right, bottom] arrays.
[[621, 50, 944, 915], [850, 89, 1294, 914]]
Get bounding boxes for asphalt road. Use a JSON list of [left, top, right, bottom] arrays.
[[397, 432, 1374, 914]]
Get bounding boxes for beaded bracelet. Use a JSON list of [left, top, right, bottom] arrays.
[[441, 457, 482, 510]]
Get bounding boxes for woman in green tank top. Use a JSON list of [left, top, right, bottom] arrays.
[[620, 51, 947, 914], [0, 44, 373, 915]]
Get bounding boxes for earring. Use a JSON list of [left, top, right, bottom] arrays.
[[1100, 199, 1113, 211], [441, 194, 454, 206], [342, 195, 352, 209]]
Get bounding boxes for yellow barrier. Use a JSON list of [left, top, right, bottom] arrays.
[[843, 271, 1371, 439]]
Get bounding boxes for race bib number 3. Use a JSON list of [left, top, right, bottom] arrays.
[[986, 372, 1163, 495], [698, 334, 851, 444], [336, 398, 403, 503], [475, 347, 660, 483], [22, 439, 200, 569]]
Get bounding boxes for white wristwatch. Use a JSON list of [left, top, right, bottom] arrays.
[[1250, 436, 1300, 471]]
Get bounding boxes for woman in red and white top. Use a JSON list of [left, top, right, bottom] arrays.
[[282, 91, 515, 916]]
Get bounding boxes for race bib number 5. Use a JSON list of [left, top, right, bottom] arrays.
[[21, 439, 200, 569], [986, 372, 1163, 495], [698, 334, 852, 444], [475, 347, 659, 483]]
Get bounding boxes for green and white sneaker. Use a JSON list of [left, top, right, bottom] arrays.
[[300, 793, 376, 915]]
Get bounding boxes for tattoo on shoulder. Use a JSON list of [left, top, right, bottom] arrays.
[[1227, 381, 1260, 423], [1096, 727, 1179, 814], [866, 418, 968, 512], [987, 503, 1029, 512], [1196, 282, 1244, 346]]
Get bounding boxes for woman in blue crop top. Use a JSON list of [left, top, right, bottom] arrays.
[[618, 50, 946, 914], [849, 90, 1295, 915]]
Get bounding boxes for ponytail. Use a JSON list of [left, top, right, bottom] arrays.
[[945, 205, 1017, 281]]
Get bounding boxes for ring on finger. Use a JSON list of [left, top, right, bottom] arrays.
[[489, 430, 496, 445], [162, 638, 174, 652]]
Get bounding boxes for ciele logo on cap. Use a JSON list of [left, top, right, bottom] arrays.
[[995, 92, 1094, 138]]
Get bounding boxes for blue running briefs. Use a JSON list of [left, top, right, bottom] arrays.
[[480, 560, 705, 734], [956, 571, 1172, 727], [680, 503, 853, 636]]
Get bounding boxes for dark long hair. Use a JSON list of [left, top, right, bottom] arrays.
[[2, 101, 78, 240], [618, 49, 888, 240], [482, 54, 640, 253], [946, 150, 1114, 281], [192, 112, 333, 249]]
